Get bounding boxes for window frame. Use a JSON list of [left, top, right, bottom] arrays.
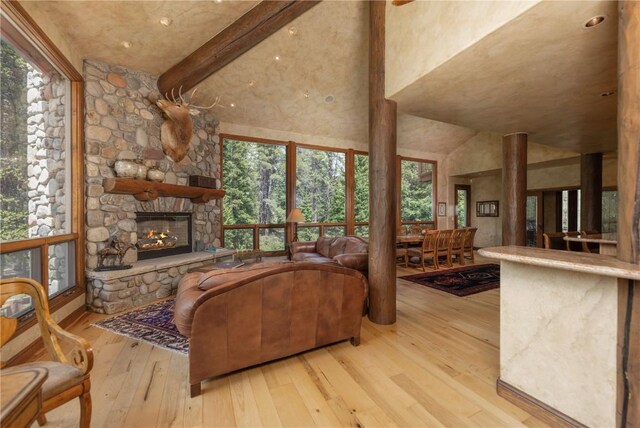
[[0, 1, 85, 333], [396, 155, 438, 232]]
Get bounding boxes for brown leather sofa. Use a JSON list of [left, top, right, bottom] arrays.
[[174, 261, 368, 397], [290, 236, 368, 273]]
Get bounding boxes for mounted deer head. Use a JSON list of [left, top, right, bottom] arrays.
[[156, 87, 220, 163]]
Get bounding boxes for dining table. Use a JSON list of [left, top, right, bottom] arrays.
[[1, 367, 48, 428]]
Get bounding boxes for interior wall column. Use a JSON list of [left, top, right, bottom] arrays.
[[502, 133, 527, 246], [368, 0, 396, 325], [580, 153, 603, 232], [617, 1, 640, 426]]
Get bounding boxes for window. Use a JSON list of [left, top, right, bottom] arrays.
[[354, 153, 369, 237], [220, 136, 438, 249], [296, 146, 346, 239], [455, 184, 471, 228], [222, 138, 286, 251], [398, 157, 436, 232], [0, 4, 83, 325], [602, 190, 617, 233]]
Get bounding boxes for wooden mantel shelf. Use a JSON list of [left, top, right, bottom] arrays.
[[103, 178, 225, 203]]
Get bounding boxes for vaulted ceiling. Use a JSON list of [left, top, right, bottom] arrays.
[[21, 0, 618, 156]]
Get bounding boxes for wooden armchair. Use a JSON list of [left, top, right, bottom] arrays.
[[543, 232, 566, 250], [435, 229, 454, 268], [580, 230, 601, 253], [565, 231, 583, 252], [407, 230, 439, 271], [1, 278, 93, 428], [449, 229, 467, 265], [463, 227, 477, 263]]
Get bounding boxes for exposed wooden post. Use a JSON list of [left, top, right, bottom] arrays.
[[368, 0, 396, 325], [617, 2, 640, 427], [158, 0, 321, 94], [502, 133, 527, 246], [580, 153, 603, 232]]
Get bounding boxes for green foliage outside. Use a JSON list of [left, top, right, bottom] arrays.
[[400, 160, 433, 222], [456, 189, 467, 228], [222, 139, 286, 251], [296, 147, 345, 224], [354, 154, 369, 222], [0, 39, 30, 243]]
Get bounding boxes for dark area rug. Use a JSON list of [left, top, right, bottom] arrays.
[[92, 298, 188, 354], [401, 264, 500, 297]]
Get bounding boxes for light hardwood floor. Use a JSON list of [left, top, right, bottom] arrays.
[[31, 255, 547, 427]]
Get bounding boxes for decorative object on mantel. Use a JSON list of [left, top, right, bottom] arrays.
[[96, 236, 135, 271], [477, 200, 499, 217], [102, 178, 225, 203], [156, 87, 220, 163], [146, 167, 165, 182], [188, 175, 216, 189]]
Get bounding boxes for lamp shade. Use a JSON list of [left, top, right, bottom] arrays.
[[286, 208, 305, 223]]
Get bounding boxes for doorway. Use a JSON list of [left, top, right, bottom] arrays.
[[526, 192, 543, 247], [454, 184, 471, 229]]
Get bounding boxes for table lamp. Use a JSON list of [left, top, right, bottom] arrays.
[[286, 208, 305, 242]]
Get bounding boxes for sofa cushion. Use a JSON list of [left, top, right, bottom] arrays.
[[292, 252, 326, 262], [198, 262, 289, 291], [316, 236, 334, 257], [344, 237, 368, 254], [328, 238, 348, 258]]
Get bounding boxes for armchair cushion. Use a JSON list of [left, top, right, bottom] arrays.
[[328, 239, 348, 258], [5, 361, 83, 401], [289, 241, 317, 254]]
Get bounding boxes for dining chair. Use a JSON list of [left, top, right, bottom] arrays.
[[580, 230, 600, 253], [435, 229, 454, 268], [450, 229, 467, 265], [543, 232, 567, 250], [1, 278, 93, 428], [463, 227, 477, 263], [565, 231, 583, 252], [407, 230, 439, 271]]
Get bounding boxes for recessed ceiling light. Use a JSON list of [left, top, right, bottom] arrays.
[[215, 0, 222, 3], [324, 95, 335, 104], [288, 27, 298, 36], [121, 41, 132, 49], [303, 91, 309, 99], [600, 90, 616, 97], [159, 17, 172, 26], [274, 55, 281, 61], [229, 102, 236, 108], [248, 80, 256, 88], [585, 15, 605, 28]]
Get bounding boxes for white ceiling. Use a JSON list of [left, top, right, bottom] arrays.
[[21, 0, 619, 155]]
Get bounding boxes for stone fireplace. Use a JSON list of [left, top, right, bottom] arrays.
[[83, 59, 225, 314], [136, 212, 192, 260]]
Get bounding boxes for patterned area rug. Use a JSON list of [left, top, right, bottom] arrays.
[[93, 298, 188, 354], [401, 264, 500, 297]]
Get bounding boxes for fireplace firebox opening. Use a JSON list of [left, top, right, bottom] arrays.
[[135, 212, 192, 260]]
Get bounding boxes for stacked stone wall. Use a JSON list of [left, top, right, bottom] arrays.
[[83, 59, 222, 312], [26, 67, 68, 294]]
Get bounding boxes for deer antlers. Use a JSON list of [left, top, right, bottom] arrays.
[[163, 86, 221, 109]]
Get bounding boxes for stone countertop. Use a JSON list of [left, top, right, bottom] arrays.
[[478, 246, 640, 281], [86, 249, 236, 281]]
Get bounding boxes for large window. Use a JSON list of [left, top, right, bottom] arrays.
[[296, 146, 346, 241], [602, 190, 617, 233], [221, 136, 437, 251], [0, 4, 83, 326], [398, 157, 436, 233], [222, 138, 286, 251]]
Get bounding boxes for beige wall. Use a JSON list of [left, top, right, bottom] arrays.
[[528, 157, 618, 190], [18, 2, 83, 74], [385, 0, 539, 97], [470, 173, 502, 247]]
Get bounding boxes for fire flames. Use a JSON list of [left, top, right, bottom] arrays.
[[137, 229, 178, 250]]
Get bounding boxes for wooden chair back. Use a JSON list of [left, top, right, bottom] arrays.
[[436, 229, 453, 251], [565, 231, 583, 251], [450, 229, 466, 250], [543, 232, 566, 250], [422, 230, 439, 252], [581, 230, 600, 236], [463, 228, 477, 250], [1, 278, 92, 373]]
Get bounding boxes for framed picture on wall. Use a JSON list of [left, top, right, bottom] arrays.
[[477, 200, 499, 217], [437, 202, 446, 217]]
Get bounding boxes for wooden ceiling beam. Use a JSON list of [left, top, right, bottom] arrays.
[[158, 0, 321, 95]]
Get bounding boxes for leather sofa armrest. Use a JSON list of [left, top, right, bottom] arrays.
[[290, 241, 317, 254], [333, 252, 368, 271]]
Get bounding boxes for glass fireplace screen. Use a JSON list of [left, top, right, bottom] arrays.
[[136, 212, 192, 260]]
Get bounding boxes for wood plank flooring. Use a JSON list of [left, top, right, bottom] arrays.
[[29, 256, 547, 427]]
